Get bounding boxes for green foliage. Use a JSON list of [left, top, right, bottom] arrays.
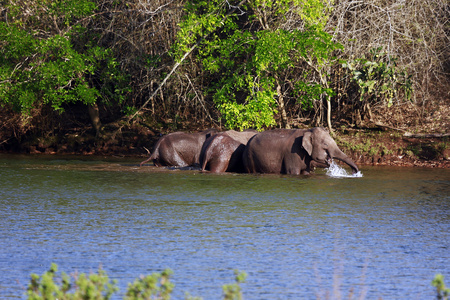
[[432, 274, 450, 300], [295, 75, 335, 110], [222, 270, 247, 300], [3, 0, 93, 31], [27, 263, 118, 300], [0, 0, 130, 115], [297, 0, 334, 29], [123, 106, 139, 117], [342, 47, 413, 107], [125, 269, 174, 300], [174, 0, 341, 130], [25, 264, 246, 300], [246, 0, 332, 29], [213, 73, 278, 130], [21, 264, 450, 300]]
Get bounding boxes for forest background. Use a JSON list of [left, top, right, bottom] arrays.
[[0, 0, 449, 167]]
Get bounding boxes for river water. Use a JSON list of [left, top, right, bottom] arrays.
[[0, 154, 449, 299]]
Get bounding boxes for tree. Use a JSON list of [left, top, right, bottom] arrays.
[[0, 0, 130, 136], [174, 0, 341, 130]]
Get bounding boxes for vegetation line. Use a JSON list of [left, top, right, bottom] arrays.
[[24, 263, 450, 300], [0, 0, 448, 160]]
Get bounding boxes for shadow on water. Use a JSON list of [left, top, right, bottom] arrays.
[[0, 154, 449, 299]]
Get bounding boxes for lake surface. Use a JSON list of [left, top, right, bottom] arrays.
[[0, 154, 449, 299]]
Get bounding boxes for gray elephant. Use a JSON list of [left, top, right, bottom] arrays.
[[200, 130, 258, 173], [243, 127, 358, 175], [140, 129, 218, 167]]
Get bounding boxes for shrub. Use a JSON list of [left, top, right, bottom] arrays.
[[25, 264, 246, 300]]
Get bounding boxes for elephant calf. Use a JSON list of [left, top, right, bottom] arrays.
[[200, 130, 257, 173], [140, 129, 218, 167]]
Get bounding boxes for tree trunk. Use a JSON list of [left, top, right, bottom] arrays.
[[325, 95, 333, 133], [355, 107, 363, 127], [319, 71, 332, 132], [314, 100, 323, 127], [88, 103, 102, 137], [276, 79, 290, 129], [364, 102, 373, 122]]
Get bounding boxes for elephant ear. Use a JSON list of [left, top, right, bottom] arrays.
[[302, 131, 313, 156]]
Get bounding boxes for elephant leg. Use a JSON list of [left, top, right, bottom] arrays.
[[209, 159, 230, 173], [282, 154, 307, 175]]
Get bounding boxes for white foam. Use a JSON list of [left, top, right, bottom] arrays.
[[326, 160, 363, 178]]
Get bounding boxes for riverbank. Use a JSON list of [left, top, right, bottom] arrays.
[[336, 129, 450, 168], [1, 122, 448, 169]]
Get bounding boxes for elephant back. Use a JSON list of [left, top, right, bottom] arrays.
[[224, 130, 257, 145]]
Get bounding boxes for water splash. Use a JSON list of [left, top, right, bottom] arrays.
[[326, 160, 363, 178]]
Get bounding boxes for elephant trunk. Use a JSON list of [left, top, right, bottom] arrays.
[[332, 150, 359, 174]]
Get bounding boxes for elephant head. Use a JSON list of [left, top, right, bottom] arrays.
[[302, 127, 359, 174]]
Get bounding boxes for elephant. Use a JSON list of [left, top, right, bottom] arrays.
[[243, 127, 359, 175], [200, 129, 258, 173], [140, 129, 218, 167]]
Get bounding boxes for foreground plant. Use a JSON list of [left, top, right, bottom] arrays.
[[432, 274, 450, 300], [24, 264, 447, 299], [27, 263, 118, 300], [25, 264, 245, 300], [125, 269, 174, 300], [222, 270, 247, 300]]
